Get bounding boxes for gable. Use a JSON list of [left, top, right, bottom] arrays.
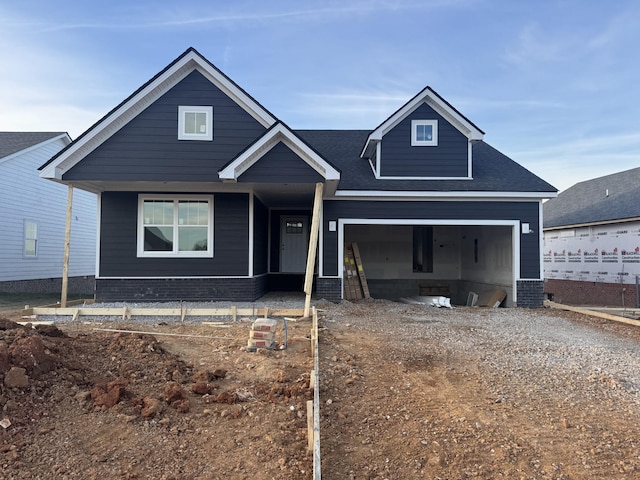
[[379, 102, 469, 178], [40, 48, 277, 188], [0, 132, 69, 165], [237, 142, 324, 183], [361, 86, 484, 180], [63, 70, 267, 183]]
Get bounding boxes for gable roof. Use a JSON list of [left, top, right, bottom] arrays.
[[298, 130, 556, 196], [1, 132, 69, 164], [361, 86, 485, 158], [219, 122, 340, 182], [39, 47, 277, 180], [544, 167, 640, 229]]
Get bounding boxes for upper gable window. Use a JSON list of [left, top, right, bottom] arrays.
[[411, 120, 438, 146], [178, 106, 213, 141]]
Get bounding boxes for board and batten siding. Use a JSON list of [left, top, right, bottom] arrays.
[[63, 70, 267, 182], [0, 137, 96, 282], [322, 199, 540, 278], [380, 103, 469, 178], [99, 191, 250, 277]]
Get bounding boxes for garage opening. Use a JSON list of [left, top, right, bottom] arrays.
[[344, 223, 515, 306]]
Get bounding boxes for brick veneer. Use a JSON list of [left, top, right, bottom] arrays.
[[0, 276, 95, 295], [316, 277, 342, 302], [96, 277, 268, 302], [544, 278, 638, 307], [516, 280, 544, 308]]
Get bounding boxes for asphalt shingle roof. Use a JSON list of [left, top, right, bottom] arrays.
[[296, 129, 556, 193], [0, 132, 65, 160], [543, 166, 640, 228]]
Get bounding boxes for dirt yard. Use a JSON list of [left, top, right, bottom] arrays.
[[1, 300, 640, 479]]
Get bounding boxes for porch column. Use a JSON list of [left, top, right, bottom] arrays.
[[304, 183, 323, 317], [61, 185, 73, 308]]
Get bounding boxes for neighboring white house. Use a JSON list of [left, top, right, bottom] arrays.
[[0, 132, 96, 293], [543, 166, 640, 307]]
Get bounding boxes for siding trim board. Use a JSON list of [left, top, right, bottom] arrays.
[[337, 218, 521, 303], [334, 191, 555, 200]]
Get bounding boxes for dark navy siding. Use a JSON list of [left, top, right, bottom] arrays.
[[239, 142, 324, 183], [380, 103, 468, 177], [63, 71, 267, 182], [321, 200, 540, 278], [253, 196, 268, 275], [99, 191, 249, 277]]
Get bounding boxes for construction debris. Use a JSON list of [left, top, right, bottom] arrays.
[[247, 318, 278, 350], [399, 296, 452, 308]]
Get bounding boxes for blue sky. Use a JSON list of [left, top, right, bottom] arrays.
[[1, 0, 639, 192]]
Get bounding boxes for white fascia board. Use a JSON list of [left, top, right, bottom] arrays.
[[41, 63, 195, 180], [361, 87, 484, 159], [189, 50, 276, 128], [219, 123, 340, 181], [41, 50, 277, 180], [333, 190, 558, 200], [1, 133, 70, 167], [375, 175, 473, 181]]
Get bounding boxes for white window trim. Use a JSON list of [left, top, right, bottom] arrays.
[[23, 219, 38, 258], [178, 106, 213, 141], [411, 119, 438, 146], [137, 194, 214, 258]]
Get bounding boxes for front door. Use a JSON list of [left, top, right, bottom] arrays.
[[280, 216, 308, 273]]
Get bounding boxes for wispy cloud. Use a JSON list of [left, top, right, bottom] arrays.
[[0, 0, 476, 32]]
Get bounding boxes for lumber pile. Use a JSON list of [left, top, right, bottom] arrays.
[[343, 242, 370, 300]]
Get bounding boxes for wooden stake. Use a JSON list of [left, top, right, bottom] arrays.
[[304, 183, 323, 318], [307, 400, 314, 452], [93, 328, 231, 340], [61, 185, 73, 308]]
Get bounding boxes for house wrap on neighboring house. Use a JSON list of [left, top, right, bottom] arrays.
[[39, 48, 557, 307], [543, 167, 640, 307], [0, 132, 97, 293]]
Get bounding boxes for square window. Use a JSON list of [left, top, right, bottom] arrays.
[[138, 195, 213, 257], [286, 221, 304, 234], [178, 106, 213, 141], [411, 120, 438, 146]]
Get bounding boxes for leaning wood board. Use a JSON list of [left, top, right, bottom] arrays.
[[351, 242, 370, 299]]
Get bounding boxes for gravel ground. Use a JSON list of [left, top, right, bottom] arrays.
[[319, 300, 640, 478]]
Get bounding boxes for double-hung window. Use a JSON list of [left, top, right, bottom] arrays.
[[24, 220, 38, 257], [137, 195, 214, 257]]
